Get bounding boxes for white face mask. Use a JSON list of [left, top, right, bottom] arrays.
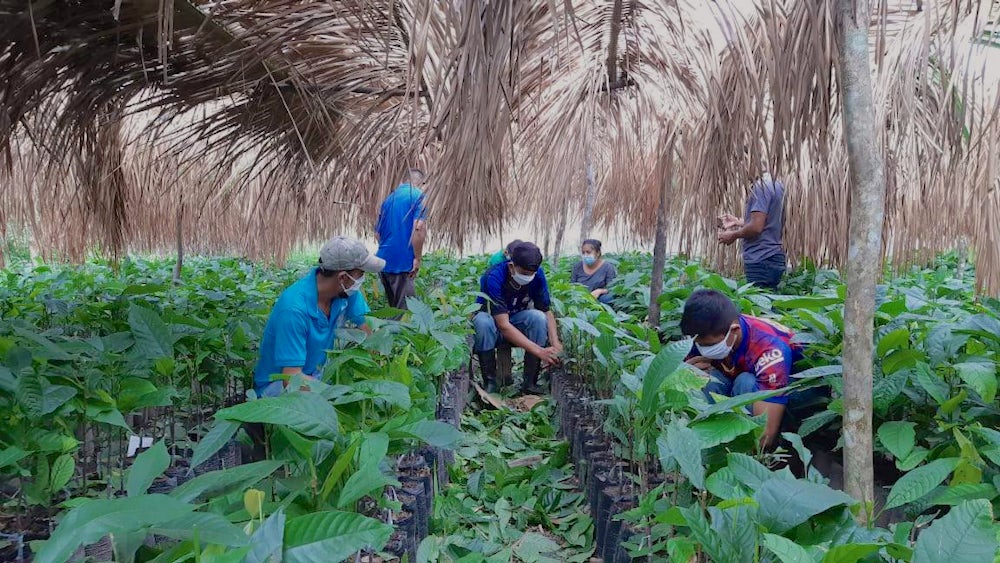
[[511, 271, 535, 286], [696, 325, 735, 360], [342, 272, 364, 295]]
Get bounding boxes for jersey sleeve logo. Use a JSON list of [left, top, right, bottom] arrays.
[[755, 348, 785, 373]]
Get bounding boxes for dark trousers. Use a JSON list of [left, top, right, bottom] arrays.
[[744, 254, 786, 290], [380, 272, 416, 309]]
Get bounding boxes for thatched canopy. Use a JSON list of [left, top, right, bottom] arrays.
[[1, 0, 999, 290]]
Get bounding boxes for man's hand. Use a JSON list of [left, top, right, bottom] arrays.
[[590, 288, 608, 298], [409, 257, 421, 279], [685, 355, 713, 371], [758, 431, 777, 452], [536, 346, 562, 367], [718, 229, 738, 245], [718, 213, 743, 230]]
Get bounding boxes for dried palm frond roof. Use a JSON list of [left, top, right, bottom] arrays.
[[2, 0, 1000, 292]]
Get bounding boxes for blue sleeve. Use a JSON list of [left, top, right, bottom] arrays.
[[346, 292, 370, 326], [375, 200, 389, 240], [530, 268, 552, 312], [483, 267, 508, 315], [272, 308, 309, 368], [748, 183, 770, 215]]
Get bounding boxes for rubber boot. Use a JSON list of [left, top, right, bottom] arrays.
[[520, 355, 545, 395], [478, 350, 498, 394]]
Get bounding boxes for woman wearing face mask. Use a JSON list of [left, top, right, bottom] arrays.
[[252, 236, 384, 398], [679, 289, 817, 450], [570, 239, 617, 304]]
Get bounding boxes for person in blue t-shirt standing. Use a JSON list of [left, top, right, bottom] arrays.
[[253, 236, 385, 397], [375, 168, 429, 310], [473, 241, 563, 395], [718, 172, 786, 289]]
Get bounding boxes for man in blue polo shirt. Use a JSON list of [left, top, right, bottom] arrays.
[[253, 236, 385, 397], [473, 241, 562, 394], [375, 169, 428, 310]]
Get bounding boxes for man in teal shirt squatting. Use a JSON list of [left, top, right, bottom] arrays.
[[253, 236, 385, 397], [376, 169, 429, 310]]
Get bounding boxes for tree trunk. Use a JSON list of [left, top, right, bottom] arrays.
[[552, 203, 569, 270], [579, 160, 598, 244], [836, 0, 884, 519], [172, 196, 184, 285], [647, 184, 668, 327]]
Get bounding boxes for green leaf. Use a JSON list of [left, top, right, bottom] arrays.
[[914, 364, 949, 405], [771, 296, 842, 309], [727, 453, 777, 490], [245, 509, 286, 563], [762, 533, 813, 563], [754, 479, 855, 534], [395, 420, 462, 448], [86, 406, 132, 431], [820, 543, 882, 562], [320, 438, 360, 503], [216, 393, 339, 441], [33, 495, 195, 563], [40, 384, 76, 416], [897, 447, 930, 471], [696, 388, 788, 420], [953, 361, 997, 403], [170, 460, 283, 503], [513, 532, 561, 561], [930, 483, 998, 506], [884, 458, 961, 510], [149, 512, 250, 547], [657, 420, 705, 489], [11, 327, 76, 361], [689, 413, 760, 448], [49, 454, 75, 492], [912, 500, 998, 563], [337, 433, 396, 509], [798, 409, 839, 438], [882, 349, 924, 375], [641, 340, 690, 414], [0, 447, 29, 470], [128, 304, 175, 360], [351, 380, 412, 410], [877, 421, 916, 460], [126, 440, 169, 497], [405, 297, 435, 332], [190, 420, 241, 470], [705, 467, 744, 500], [283, 511, 393, 563], [877, 328, 910, 357], [16, 373, 43, 418], [338, 469, 397, 510]]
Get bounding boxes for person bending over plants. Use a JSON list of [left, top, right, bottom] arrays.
[[253, 236, 385, 398], [681, 289, 811, 450], [473, 241, 563, 395]]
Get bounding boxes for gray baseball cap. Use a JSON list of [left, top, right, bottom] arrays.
[[318, 236, 385, 273]]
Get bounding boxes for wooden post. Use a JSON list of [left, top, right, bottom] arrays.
[[172, 194, 184, 285], [552, 201, 569, 270], [580, 160, 598, 244], [836, 0, 884, 519], [647, 183, 668, 327]]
